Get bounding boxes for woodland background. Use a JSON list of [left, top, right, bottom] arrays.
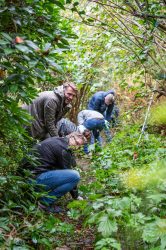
[[0, 1, 166, 249]]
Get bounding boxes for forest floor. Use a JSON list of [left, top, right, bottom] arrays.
[[54, 156, 96, 250]]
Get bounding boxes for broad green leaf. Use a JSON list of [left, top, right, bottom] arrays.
[[45, 58, 63, 72], [15, 44, 30, 53], [0, 39, 10, 45], [98, 215, 118, 237], [1, 32, 13, 41], [25, 40, 39, 50]]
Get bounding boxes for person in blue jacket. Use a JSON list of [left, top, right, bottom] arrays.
[[88, 89, 116, 143]]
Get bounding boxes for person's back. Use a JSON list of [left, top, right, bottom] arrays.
[[32, 137, 72, 175], [77, 109, 106, 154], [57, 118, 78, 137], [88, 90, 115, 117], [77, 110, 104, 125], [88, 89, 116, 144], [22, 90, 61, 139]]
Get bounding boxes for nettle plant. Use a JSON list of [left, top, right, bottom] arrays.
[[69, 125, 166, 249]]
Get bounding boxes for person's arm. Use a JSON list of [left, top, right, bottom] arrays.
[[44, 99, 59, 137], [114, 105, 120, 117], [77, 111, 85, 125], [105, 103, 114, 121]]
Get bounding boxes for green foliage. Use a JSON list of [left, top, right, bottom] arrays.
[[66, 0, 166, 98], [95, 238, 121, 250], [149, 101, 166, 126], [0, 0, 165, 249], [143, 218, 166, 250], [0, 0, 77, 175], [79, 125, 166, 249], [0, 1, 78, 249]]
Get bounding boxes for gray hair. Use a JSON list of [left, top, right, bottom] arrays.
[[106, 94, 114, 102]]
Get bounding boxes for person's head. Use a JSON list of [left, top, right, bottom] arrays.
[[104, 93, 115, 106], [63, 82, 77, 104], [67, 132, 87, 147], [78, 125, 91, 139], [83, 129, 91, 140]]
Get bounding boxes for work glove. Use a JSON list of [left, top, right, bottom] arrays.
[[104, 120, 110, 130], [78, 125, 86, 134]]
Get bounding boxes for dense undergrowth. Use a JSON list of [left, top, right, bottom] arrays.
[[0, 124, 165, 249], [69, 124, 166, 250]]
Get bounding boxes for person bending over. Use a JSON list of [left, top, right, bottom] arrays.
[[22, 82, 77, 140], [22, 132, 87, 213], [77, 109, 107, 154], [88, 89, 116, 142]]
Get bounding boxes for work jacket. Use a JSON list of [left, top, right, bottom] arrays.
[[23, 137, 76, 176], [88, 90, 115, 121], [77, 110, 104, 125], [22, 86, 71, 140]]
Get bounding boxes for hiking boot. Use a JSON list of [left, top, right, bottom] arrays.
[[38, 202, 63, 213]]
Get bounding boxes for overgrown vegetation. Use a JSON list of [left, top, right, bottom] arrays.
[[69, 125, 166, 249], [0, 0, 166, 249]]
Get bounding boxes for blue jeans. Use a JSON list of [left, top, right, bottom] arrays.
[[83, 118, 105, 154], [35, 169, 80, 205]]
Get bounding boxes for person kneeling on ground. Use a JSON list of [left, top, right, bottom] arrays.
[[22, 132, 87, 213]]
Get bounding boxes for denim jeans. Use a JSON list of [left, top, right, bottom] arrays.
[[83, 118, 105, 154], [35, 169, 80, 205]]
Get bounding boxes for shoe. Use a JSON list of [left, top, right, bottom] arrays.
[[38, 202, 63, 213]]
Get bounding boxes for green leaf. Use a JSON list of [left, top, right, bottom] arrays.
[[54, 1, 65, 10], [143, 219, 166, 245], [4, 48, 13, 55], [60, 38, 69, 45], [10, 85, 18, 93], [0, 39, 10, 45], [25, 40, 39, 50], [37, 29, 52, 38], [15, 44, 30, 53], [73, 1, 79, 6], [96, 238, 121, 250], [45, 58, 63, 72], [0, 217, 10, 231], [98, 215, 118, 237], [1, 32, 13, 41], [79, 10, 85, 15]]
